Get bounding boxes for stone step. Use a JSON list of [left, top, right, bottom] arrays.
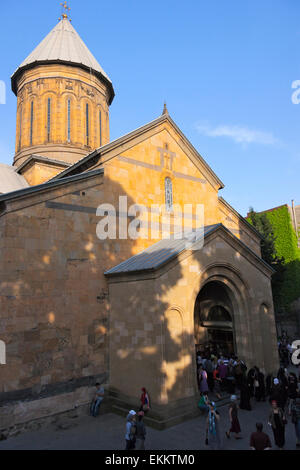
[[209, 393, 240, 408], [111, 392, 239, 430], [111, 404, 200, 430]]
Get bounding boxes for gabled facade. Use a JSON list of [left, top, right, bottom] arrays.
[[0, 13, 279, 433]]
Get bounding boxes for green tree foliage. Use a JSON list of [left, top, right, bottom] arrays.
[[247, 207, 286, 312]]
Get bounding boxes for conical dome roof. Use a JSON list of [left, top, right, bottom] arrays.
[[11, 17, 114, 103]]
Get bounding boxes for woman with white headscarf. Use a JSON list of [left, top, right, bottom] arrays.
[[270, 378, 286, 410], [125, 410, 136, 450]]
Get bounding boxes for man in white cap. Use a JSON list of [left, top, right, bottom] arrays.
[[125, 410, 137, 450]]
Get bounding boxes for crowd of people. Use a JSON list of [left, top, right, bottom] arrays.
[[123, 352, 300, 450], [89, 343, 300, 451], [90, 385, 150, 450], [196, 350, 300, 450]]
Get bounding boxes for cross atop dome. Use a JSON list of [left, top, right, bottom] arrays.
[[11, 2, 115, 172], [11, 9, 114, 103], [59, 1, 71, 21]]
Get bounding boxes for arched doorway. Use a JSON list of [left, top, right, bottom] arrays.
[[194, 281, 236, 358]]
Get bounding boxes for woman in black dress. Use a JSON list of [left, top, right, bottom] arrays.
[[239, 375, 251, 410], [247, 368, 256, 398], [254, 367, 266, 402], [268, 400, 287, 449], [278, 367, 289, 406], [270, 378, 286, 410], [288, 373, 298, 400], [226, 395, 242, 439]]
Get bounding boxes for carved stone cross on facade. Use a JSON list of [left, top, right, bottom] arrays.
[[163, 146, 171, 169], [157, 144, 176, 171]]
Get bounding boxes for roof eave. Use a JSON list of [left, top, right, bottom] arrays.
[[0, 167, 104, 204], [216, 224, 275, 274], [219, 197, 264, 240], [15, 154, 71, 174], [11, 60, 115, 104], [165, 114, 224, 190], [104, 223, 274, 278], [104, 225, 222, 277], [50, 113, 225, 190]]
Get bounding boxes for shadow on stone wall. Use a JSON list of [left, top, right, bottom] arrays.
[[0, 171, 277, 428], [0, 171, 206, 425]]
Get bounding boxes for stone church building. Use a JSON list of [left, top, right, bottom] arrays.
[[0, 13, 279, 431]]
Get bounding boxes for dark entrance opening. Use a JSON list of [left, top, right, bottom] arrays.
[[194, 282, 236, 358], [206, 328, 234, 357]]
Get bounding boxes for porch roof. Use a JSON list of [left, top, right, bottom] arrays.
[[104, 225, 221, 275], [104, 223, 275, 277]]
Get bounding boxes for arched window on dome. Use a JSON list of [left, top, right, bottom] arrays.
[[99, 110, 102, 147], [67, 99, 71, 142], [165, 177, 173, 212], [18, 105, 22, 151], [47, 98, 51, 142], [86, 103, 89, 146], [30, 101, 34, 146]]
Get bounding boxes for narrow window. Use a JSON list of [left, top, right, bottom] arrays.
[[99, 110, 102, 147], [165, 177, 173, 212], [47, 98, 51, 142], [30, 101, 34, 145], [86, 103, 89, 146], [18, 105, 22, 151], [67, 99, 71, 142]]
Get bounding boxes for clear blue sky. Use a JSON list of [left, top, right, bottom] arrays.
[[0, 0, 299, 216]]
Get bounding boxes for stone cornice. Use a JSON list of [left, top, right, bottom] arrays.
[[12, 61, 115, 105], [16, 74, 108, 102]]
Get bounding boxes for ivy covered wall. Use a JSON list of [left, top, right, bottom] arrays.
[[247, 205, 300, 312]]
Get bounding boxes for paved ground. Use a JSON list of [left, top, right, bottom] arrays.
[[0, 399, 299, 450]]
